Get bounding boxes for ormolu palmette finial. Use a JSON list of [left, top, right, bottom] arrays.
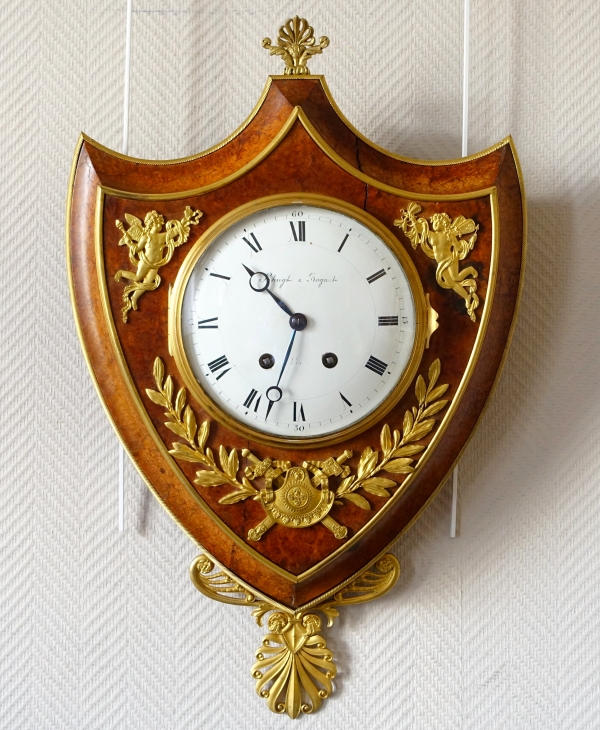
[[262, 16, 329, 75]]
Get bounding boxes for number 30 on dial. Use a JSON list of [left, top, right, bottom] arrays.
[[170, 195, 427, 447]]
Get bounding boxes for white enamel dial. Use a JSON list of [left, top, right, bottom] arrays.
[[179, 202, 418, 439]]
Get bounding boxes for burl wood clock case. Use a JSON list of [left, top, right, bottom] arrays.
[[67, 17, 525, 719]]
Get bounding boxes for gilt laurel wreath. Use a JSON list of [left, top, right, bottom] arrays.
[[146, 358, 449, 512]]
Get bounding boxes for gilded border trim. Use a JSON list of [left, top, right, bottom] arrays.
[[324, 143, 526, 593], [93, 186, 303, 585], [81, 78, 274, 166], [318, 76, 514, 167], [65, 140, 243, 590], [307, 188, 500, 569], [82, 75, 513, 171], [66, 78, 524, 610], [97, 106, 497, 204], [93, 182, 498, 584], [97, 107, 300, 202], [168, 193, 428, 449], [398, 138, 528, 537]]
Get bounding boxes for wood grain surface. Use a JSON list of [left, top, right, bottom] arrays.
[[67, 76, 524, 609]]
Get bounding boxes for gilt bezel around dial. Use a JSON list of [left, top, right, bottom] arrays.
[[169, 193, 428, 449]]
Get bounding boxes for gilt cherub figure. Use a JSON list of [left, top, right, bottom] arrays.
[[395, 202, 480, 321], [114, 205, 202, 322]]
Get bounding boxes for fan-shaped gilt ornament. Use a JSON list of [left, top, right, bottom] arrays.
[[67, 16, 525, 718]]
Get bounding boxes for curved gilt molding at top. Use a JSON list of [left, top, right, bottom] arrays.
[[316, 76, 519, 168], [80, 75, 518, 172], [78, 77, 276, 166], [88, 105, 500, 204]]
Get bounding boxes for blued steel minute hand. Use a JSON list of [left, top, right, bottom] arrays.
[[265, 329, 297, 420], [242, 264, 293, 317]]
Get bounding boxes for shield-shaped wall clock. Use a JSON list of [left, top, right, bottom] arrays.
[[67, 17, 525, 719]]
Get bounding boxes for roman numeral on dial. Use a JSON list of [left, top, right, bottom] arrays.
[[378, 316, 398, 326], [365, 355, 388, 376], [293, 402, 306, 421], [367, 269, 386, 284], [207, 355, 230, 380], [198, 317, 218, 329], [242, 232, 261, 252], [290, 221, 306, 241], [243, 389, 261, 411]]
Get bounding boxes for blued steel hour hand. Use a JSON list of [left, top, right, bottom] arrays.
[[242, 263, 294, 317]]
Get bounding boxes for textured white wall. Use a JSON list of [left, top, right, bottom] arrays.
[[1, 1, 599, 728]]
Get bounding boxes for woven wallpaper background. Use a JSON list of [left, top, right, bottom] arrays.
[[1, 1, 599, 728]]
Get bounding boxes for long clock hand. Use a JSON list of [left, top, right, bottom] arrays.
[[276, 329, 297, 388], [266, 329, 296, 420], [265, 310, 308, 420], [242, 263, 294, 317]]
